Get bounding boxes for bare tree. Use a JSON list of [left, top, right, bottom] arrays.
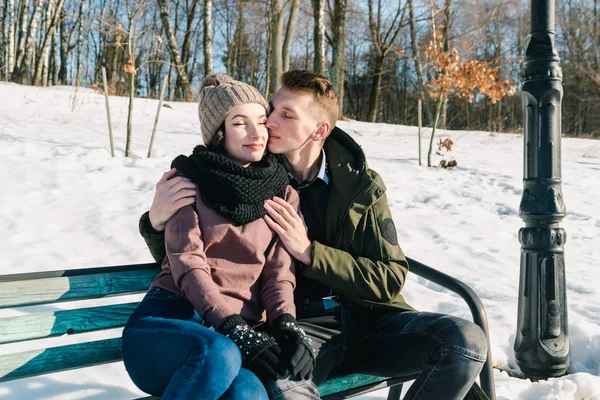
[[203, 0, 213, 75], [408, 0, 433, 125], [123, 0, 150, 157], [282, 0, 299, 72], [329, 0, 346, 113], [33, 0, 66, 86], [366, 0, 406, 122], [72, 0, 86, 87], [156, 0, 193, 101], [269, 0, 283, 96], [6, 0, 16, 77], [0, 0, 5, 79], [13, 0, 43, 84], [312, 0, 326, 74], [180, 0, 200, 82], [13, 0, 30, 75]]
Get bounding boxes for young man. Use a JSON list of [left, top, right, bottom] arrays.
[[139, 70, 488, 400]]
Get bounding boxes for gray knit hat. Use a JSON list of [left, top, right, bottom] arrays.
[[198, 74, 269, 145]]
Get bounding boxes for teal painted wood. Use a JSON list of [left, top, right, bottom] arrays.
[[0, 338, 122, 382], [0, 269, 159, 309], [318, 373, 391, 397], [0, 303, 139, 344]]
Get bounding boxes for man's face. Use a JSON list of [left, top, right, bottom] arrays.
[[266, 87, 320, 156]]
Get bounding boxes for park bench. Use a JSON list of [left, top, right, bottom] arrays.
[[0, 257, 496, 400]]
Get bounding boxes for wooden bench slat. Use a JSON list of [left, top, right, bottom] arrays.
[[0, 269, 159, 309], [0, 338, 122, 382], [0, 303, 139, 344]]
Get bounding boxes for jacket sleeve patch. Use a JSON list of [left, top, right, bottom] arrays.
[[380, 218, 398, 246]]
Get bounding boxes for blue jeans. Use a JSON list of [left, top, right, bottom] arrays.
[[264, 303, 488, 400], [122, 287, 269, 400]]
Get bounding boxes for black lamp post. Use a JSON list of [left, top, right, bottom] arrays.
[[514, 0, 570, 378]]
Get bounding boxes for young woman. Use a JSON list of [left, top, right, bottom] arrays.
[[122, 75, 315, 400]]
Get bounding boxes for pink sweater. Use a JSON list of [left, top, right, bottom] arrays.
[[151, 185, 299, 328]]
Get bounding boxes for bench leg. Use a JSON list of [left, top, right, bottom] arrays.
[[387, 384, 403, 400]]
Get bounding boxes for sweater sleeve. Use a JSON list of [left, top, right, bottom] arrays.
[[165, 204, 235, 328], [139, 211, 167, 263], [261, 186, 298, 324]]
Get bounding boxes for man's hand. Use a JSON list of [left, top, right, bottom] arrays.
[[264, 197, 312, 265], [148, 168, 196, 231]]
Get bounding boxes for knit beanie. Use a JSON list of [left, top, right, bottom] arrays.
[[198, 74, 269, 145]]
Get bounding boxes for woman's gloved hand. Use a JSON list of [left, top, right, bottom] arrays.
[[218, 314, 283, 382]]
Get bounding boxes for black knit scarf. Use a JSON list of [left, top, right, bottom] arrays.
[[171, 145, 289, 226]]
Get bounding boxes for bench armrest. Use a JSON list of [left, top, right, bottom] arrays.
[[406, 257, 496, 400]]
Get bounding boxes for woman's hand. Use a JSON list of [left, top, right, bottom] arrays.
[[264, 197, 312, 265], [148, 168, 197, 231]]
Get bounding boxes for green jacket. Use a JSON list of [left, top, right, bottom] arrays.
[[305, 127, 413, 311], [139, 126, 414, 312]]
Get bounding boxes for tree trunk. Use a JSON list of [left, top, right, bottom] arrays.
[[265, 4, 272, 97], [367, 0, 406, 122], [0, 0, 5, 80], [33, 0, 65, 86], [408, 0, 433, 125], [39, 0, 54, 85], [330, 0, 346, 114], [181, 0, 200, 78], [311, 0, 325, 74], [367, 55, 384, 122], [13, 0, 29, 74], [51, 24, 59, 84], [7, 0, 15, 76], [13, 0, 43, 84], [282, 0, 299, 72], [428, 95, 444, 167], [440, 0, 453, 131], [203, 0, 212, 75], [58, 8, 68, 83], [74, 0, 86, 87], [269, 0, 283, 96], [125, 9, 136, 158], [156, 0, 193, 101]]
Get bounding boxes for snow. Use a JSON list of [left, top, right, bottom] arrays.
[[1, 82, 599, 399]]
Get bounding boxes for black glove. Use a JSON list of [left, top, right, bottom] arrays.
[[217, 314, 282, 382], [271, 313, 316, 380]]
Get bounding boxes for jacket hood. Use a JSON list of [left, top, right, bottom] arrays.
[[324, 126, 371, 199]]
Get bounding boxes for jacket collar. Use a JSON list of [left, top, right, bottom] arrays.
[[325, 126, 371, 200], [324, 127, 385, 244]]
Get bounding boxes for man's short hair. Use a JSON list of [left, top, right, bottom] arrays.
[[280, 70, 339, 131]]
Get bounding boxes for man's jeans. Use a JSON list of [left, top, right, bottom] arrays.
[[122, 287, 269, 400], [264, 302, 487, 400]]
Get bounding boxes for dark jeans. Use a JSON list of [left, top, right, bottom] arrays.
[[264, 302, 487, 400], [121, 287, 269, 400]]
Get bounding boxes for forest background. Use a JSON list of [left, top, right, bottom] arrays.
[[1, 0, 599, 138]]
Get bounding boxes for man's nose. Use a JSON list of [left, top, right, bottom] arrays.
[[266, 114, 277, 128]]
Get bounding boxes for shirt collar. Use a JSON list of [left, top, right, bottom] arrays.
[[281, 149, 330, 189], [315, 149, 329, 185]]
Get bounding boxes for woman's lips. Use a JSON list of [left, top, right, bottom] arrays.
[[244, 143, 264, 149]]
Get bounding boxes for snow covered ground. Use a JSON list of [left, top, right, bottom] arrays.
[[0, 82, 599, 399]]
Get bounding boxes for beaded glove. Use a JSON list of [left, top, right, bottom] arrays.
[[217, 314, 282, 381], [271, 313, 316, 380]]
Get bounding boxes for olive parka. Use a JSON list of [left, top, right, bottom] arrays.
[[139, 127, 414, 312]]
